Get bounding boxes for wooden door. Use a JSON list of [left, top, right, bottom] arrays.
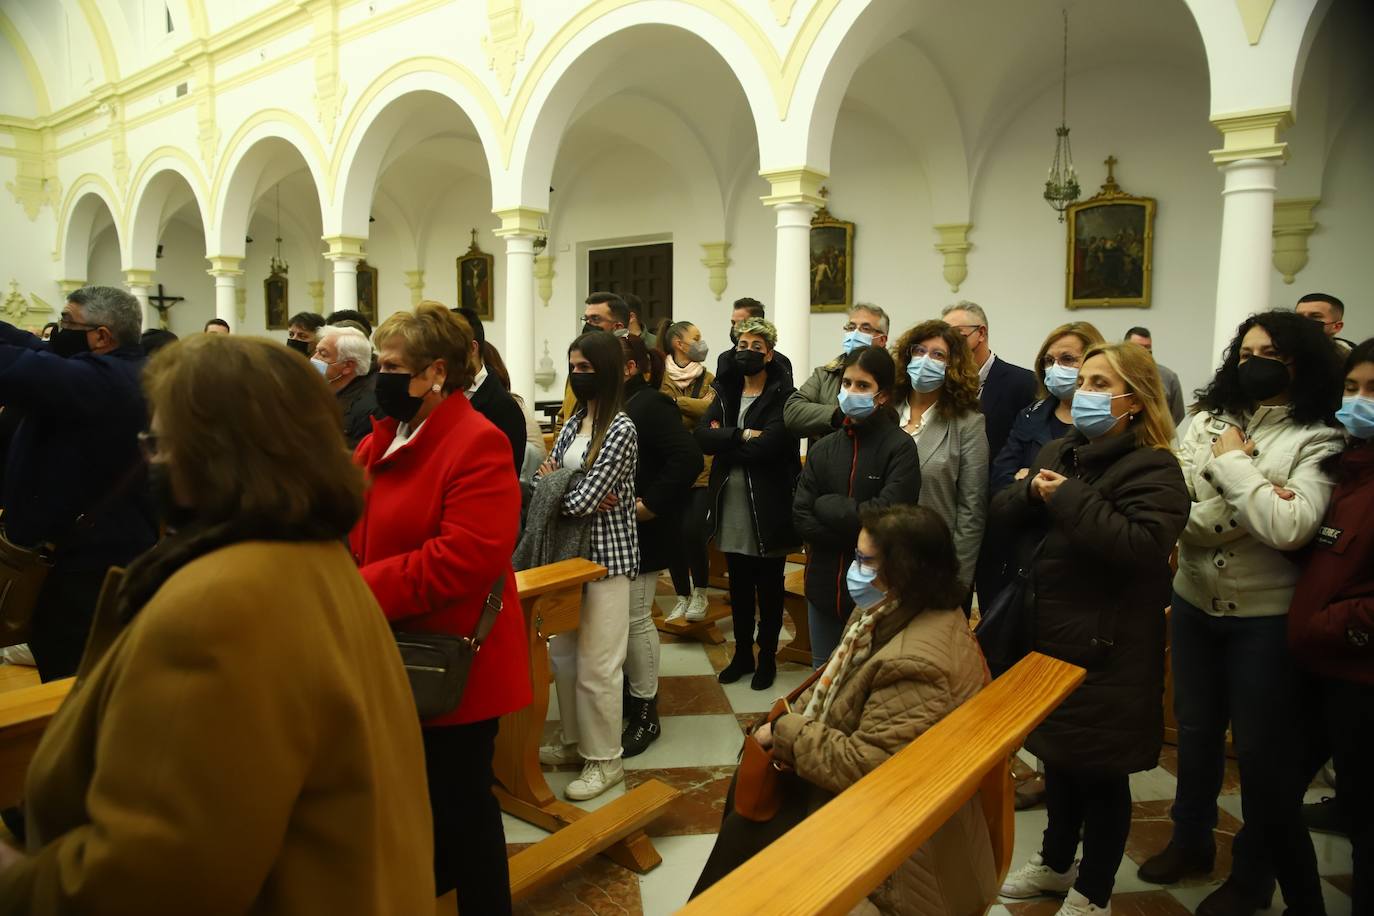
[[587, 243, 673, 326]]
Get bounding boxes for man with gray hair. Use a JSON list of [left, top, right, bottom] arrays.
[[311, 324, 381, 449], [784, 302, 890, 442], [0, 285, 156, 680], [940, 300, 1036, 462]]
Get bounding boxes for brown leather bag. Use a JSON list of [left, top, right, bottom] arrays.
[[0, 523, 54, 648], [733, 666, 825, 822]]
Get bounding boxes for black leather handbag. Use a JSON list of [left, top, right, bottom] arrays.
[[975, 537, 1045, 678], [394, 575, 506, 720]]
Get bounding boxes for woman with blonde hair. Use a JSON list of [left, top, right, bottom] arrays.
[[891, 319, 989, 593], [991, 342, 1190, 916], [351, 301, 530, 915]]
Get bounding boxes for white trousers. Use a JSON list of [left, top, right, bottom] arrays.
[[549, 575, 629, 761], [625, 570, 662, 701]]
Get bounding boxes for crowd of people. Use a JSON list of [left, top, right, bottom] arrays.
[[0, 283, 1365, 916]]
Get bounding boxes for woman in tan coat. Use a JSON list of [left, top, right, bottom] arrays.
[[0, 335, 434, 915], [692, 505, 998, 915]]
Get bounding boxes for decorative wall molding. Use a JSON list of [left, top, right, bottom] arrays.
[[57, 280, 85, 296], [759, 166, 827, 208], [306, 0, 348, 143], [236, 286, 248, 321], [1272, 197, 1318, 285], [700, 242, 732, 300], [4, 127, 61, 220], [308, 280, 325, 310], [179, 42, 220, 172], [2, 280, 55, 324], [1209, 106, 1292, 164], [482, 0, 535, 96], [533, 254, 555, 306], [933, 223, 972, 292], [1236, 0, 1276, 45], [103, 97, 131, 197], [770, 0, 798, 27], [403, 269, 425, 306]]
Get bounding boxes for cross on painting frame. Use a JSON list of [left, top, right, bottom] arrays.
[[1065, 158, 1155, 310]]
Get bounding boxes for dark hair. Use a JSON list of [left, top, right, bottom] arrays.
[[860, 505, 964, 611], [840, 345, 897, 420], [141, 328, 179, 357], [482, 340, 511, 391], [1124, 326, 1152, 341], [41, 321, 57, 337], [1298, 292, 1345, 318], [325, 309, 373, 338], [204, 318, 230, 332], [621, 333, 665, 390], [732, 297, 765, 318], [891, 319, 982, 418], [568, 330, 626, 467], [585, 292, 629, 328], [456, 306, 485, 348], [1323, 338, 1374, 476], [288, 312, 325, 333], [622, 292, 644, 321], [664, 321, 696, 351], [1193, 309, 1343, 425]]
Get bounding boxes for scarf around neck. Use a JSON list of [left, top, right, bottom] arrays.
[[802, 596, 901, 724], [665, 355, 705, 390]]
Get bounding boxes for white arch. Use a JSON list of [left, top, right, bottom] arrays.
[[125, 151, 212, 268], [330, 65, 504, 239], [500, 8, 775, 211], [211, 116, 329, 258], [58, 177, 123, 281]]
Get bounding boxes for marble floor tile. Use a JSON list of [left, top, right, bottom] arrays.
[[636, 833, 719, 916], [718, 661, 812, 713], [1156, 744, 1241, 795], [624, 766, 734, 837], [657, 641, 715, 677], [542, 768, 630, 813], [622, 714, 748, 770], [502, 811, 555, 846], [703, 642, 732, 674], [1128, 766, 1179, 803], [656, 675, 733, 716], [1123, 799, 1242, 886], [1167, 879, 1353, 916], [511, 844, 642, 916], [1215, 795, 1353, 877]]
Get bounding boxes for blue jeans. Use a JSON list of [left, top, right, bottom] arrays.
[[1168, 593, 1322, 905], [807, 600, 847, 669]]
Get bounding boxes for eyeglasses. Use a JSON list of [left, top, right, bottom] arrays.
[[582, 314, 610, 327], [137, 431, 160, 460], [949, 324, 983, 337], [853, 549, 881, 576], [843, 322, 881, 335], [909, 345, 948, 360], [58, 319, 97, 332], [1041, 354, 1082, 368]]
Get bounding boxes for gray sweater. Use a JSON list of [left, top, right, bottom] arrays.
[[513, 467, 593, 571]]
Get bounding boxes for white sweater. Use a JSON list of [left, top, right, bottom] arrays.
[[1173, 405, 1344, 618]]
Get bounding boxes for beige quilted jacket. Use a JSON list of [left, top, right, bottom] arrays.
[[772, 604, 998, 916]]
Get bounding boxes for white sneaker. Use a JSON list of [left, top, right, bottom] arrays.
[[1000, 853, 1077, 899], [666, 596, 690, 621], [565, 758, 624, 801], [685, 588, 710, 622], [1055, 889, 1110, 916], [538, 741, 581, 767]]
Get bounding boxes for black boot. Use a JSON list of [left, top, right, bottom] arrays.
[[750, 654, 776, 691], [621, 695, 661, 758], [718, 647, 755, 684], [1196, 875, 1276, 916], [1138, 840, 1216, 884]]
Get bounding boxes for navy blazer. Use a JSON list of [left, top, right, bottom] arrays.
[[990, 397, 1072, 494], [980, 356, 1037, 466]]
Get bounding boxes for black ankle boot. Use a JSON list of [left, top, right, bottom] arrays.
[[1138, 840, 1216, 884], [750, 655, 776, 691], [621, 695, 661, 758], [718, 648, 755, 684], [1196, 876, 1276, 916]]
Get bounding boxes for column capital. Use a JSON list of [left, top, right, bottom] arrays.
[[759, 166, 827, 208], [493, 207, 547, 238], [403, 269, 425, 307], [933, 223, 973, 293], [1209, 106, 1293, 165], [57, 279, 85, 296], [206, 255, 244, 278], [322, 234, 367, 260], [700, 242, 732, 301], [123, 268, 154, 288], [1272, 197, 1319, 285]]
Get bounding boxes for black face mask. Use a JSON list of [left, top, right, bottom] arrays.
[[569, 371, 599, 402], [581, 322, 599, 336], [734, 349, 766, 377], [729, 327, 741, 346], [1237, 355, 1290, 402], [50, 327, 92, 358], [374, 372, 425, 424], [285, 338, 310, 356], [147, 461, 197, 533]]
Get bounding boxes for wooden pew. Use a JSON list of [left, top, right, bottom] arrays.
[[677, 651, 1086, 915]]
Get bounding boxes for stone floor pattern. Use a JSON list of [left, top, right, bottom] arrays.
[[507, 576, 1356, 916]]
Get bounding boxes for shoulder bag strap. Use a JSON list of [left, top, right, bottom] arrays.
[[468, 574, 507, 648], [785, 663, 827, 705]]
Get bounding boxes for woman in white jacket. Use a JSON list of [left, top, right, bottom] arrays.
[[1138, 311, 1344, 916]]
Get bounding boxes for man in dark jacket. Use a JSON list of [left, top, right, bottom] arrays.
[[313, 325, 382, 449], [784, 303, 889, 443], [457, 307, 527, 474], [941, 302, 1036, 461], [714, 298, 792, 387], [0, 286, 157, 680]]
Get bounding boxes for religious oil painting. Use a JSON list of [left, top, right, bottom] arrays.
[[457, 229, 496, 321], [264, 272, 289, 330], [1066, 158, 1155, 309], [357, 260, 379, 326], [810, 202, 854, 314]]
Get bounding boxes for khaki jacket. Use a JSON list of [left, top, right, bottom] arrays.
[[661, 367, 715, 488], [772, 605, 998, 916], [0, 541, 434, 916]]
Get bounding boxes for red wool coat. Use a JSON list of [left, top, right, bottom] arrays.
[[351, 393, 531, 726]]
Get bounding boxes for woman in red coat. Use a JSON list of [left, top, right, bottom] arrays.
[[350, 301, 529, 916]]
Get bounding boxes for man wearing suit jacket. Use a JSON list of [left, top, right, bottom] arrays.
[[941, 302, 1036, 462], [1124, 326, 1186, 424], [715, 297, 792, 386], [456, 307, 527, 474]]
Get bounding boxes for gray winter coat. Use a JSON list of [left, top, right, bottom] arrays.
[[512, 467, 592, 571]]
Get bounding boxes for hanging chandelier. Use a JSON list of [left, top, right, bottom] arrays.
[[1044, 9, 1080, 221], [270, 185, 289, 276]]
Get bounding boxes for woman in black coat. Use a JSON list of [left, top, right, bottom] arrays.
[[696, 317, 800, 691], [793, 346, 921, 667], [992, 342, 1189, 915], [619, 335, 703, 756]]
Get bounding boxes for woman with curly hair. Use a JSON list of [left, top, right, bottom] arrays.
[[891, 319, 989, 594], [1137, 310, 1344, 916]]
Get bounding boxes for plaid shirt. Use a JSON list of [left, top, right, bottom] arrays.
[[548, 409, 639, 578]]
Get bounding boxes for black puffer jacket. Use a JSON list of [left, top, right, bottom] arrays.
[[697, 360, 801, 556], [793, 412, 921, 622], [989, 428, 1189, 774], [625, 378, 704, 572]]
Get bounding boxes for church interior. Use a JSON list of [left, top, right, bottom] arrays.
[[0, 0, 1368, 914]]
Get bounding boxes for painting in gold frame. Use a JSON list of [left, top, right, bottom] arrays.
[[356, 260, 379, 326], [1066, 157, 1155, 310], [810, 199, 854, 314], [457, 229, 495, 321], [264, 270, 288, 330]]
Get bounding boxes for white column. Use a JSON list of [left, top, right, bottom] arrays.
[[772, 202, 814, 377], [327, 255, 359, 313], [123, 269, 154, 330], [1211, 158, 1280, 360], [502, 235, 537, 403], [206, 256, 244, 332]]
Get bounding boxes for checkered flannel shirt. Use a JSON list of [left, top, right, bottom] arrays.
[[549, 408, 640, 578]]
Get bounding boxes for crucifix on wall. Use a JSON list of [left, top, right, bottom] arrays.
[[146, 284, 184, 330]]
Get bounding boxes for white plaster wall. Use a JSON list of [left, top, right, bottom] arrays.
[[90, 217, 215, 337], [0, 154, 61, 311]]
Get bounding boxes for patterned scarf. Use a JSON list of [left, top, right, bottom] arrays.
[[664, 355, 705, 390], [802, 596, 899, 724]]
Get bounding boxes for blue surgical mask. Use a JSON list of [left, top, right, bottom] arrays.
[[837, 389, 877, 420], [842, 330, 873, 354], [846, 560, 885, 609], [1071, 390, 1132, 438], [906, 356, 946, 393], [311, 358, 330, 377], [1336, 395, 1374, 440], [1044, 364, 1080, 401]]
